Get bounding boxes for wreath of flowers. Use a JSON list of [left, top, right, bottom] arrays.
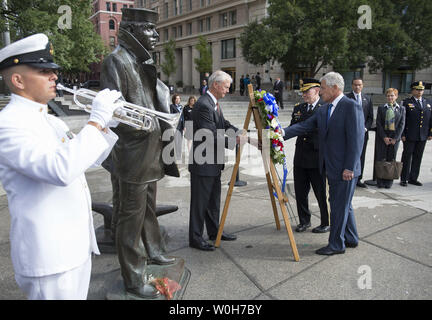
[[254, 90, 286, 165]]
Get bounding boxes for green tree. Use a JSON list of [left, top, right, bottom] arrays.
[[194, 35, 212, 74], [0, 0, 108, 75], [240, 0, 432, 76], [161, 39, 176, 83]]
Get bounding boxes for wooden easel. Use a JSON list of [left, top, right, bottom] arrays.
[[215, 84, 300, 262]]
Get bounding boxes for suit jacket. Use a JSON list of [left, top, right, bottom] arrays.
[[283, 95, 365, 180], [188, 93, 238, 176], [273, 80, 284, 98], [101, 27, 179, 183], [376, 103, 406, 141], [290, 99, 325, 168], [401, 96, 432, 141], [0, 94, 117, 276], [346, 91, 374, 132], [170, 103, 185, 131]]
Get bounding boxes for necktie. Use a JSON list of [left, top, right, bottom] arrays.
[[418, 99, 423, 108], [307, 104, 312, 112], [216, 102, 220, 114], [357, 94, 361, 106], [327, 104, 333, 124]]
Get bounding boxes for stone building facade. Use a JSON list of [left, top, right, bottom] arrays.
[[133, 0, 431, 95]]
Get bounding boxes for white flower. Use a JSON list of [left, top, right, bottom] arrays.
[[271, 118, 279, 129]]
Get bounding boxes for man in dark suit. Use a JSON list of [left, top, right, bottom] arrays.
[[189, 70, 249, 251], [346, 78, 374, 188], [255, 72, 261, 90], [273, 77, 284, 109], [290, 78, 329, 233], [400, 81, 432, 186], [283, 72, 364, 256]]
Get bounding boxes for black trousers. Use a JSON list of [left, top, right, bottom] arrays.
[[359, 132, 368, 180], [401, 140, 426, 182], [275, 94, 284, 109], [189, 173, 221, 244], [293, 166, 329, 226]]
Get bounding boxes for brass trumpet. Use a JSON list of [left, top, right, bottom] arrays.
[[56, 83, 180, 131]]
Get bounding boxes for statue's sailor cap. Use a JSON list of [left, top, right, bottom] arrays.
[[0, 33, 60, 71], [121, 8, 158, 24]]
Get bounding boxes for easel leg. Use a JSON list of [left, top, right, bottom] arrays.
[[269, 163, 300, 261]]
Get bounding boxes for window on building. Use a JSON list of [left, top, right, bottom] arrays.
[[152, 51, 160, 65], [164, 3, 168, 18], [187, 22, 192, 35], [200, 0, 205, 7], [164, 29, 169, 41], [229, 10, 236, 25], [179, 0, 183, 14], [123, 4, 127, 8], [174, 0, 178, 16], [130, 5, 133, 8], [109, 19, 115, 30], [220, 13, 228, 27], [178, 25, 182, 37], [106, 2, 111, 11], [109, 36, 116, 48], [206, 17, 211, 31], [384, 70, 414, 94], [221, 39, 236, 59], [340, 70, 363, 92], [112, 3, 117, 12], [198, 19, 204, 33], [173, 27, 177, 38], [188, 0, 192, 11]]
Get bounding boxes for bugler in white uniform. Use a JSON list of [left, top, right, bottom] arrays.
[[0, 33, 121, 299]]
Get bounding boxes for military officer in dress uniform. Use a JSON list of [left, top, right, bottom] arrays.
[[0, 34, 121, 299], [400, 81, 432, 186], [290, 78, 329, 233]]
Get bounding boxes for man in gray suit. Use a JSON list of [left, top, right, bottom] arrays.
[[283, 72, 364, 255]]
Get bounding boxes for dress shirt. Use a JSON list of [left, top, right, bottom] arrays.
[[329, 93, 345, 117]]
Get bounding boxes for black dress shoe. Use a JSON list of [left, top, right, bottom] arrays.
[[295, 222, 311, 232], [400, 181, 407, 187], [209, 233, 237, 241], [345, 242, 358, 248], [127, 285, 160, 299], [356, 181, 367, 188], [312, 225, 330, 233], [315, 245, 345, 255], [189, 241, 215, 251], [149, 255, 176, 266], [408, 180, 422, 186]]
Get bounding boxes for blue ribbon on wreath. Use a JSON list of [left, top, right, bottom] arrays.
[[262, 93, 288, 198]]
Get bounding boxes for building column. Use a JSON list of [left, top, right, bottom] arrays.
[[182, 46, 192, 87], [192, 47, 200, 90]]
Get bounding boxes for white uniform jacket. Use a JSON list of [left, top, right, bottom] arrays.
[[0, 94, 118, 277]]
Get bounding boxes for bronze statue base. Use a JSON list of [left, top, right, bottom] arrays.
[[105, 258, 190, 300]]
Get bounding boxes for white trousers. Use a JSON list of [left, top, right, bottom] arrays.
[[15, 255, 92, 300]]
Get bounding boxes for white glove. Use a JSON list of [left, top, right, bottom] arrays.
[[89, 89, 122, 128]]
